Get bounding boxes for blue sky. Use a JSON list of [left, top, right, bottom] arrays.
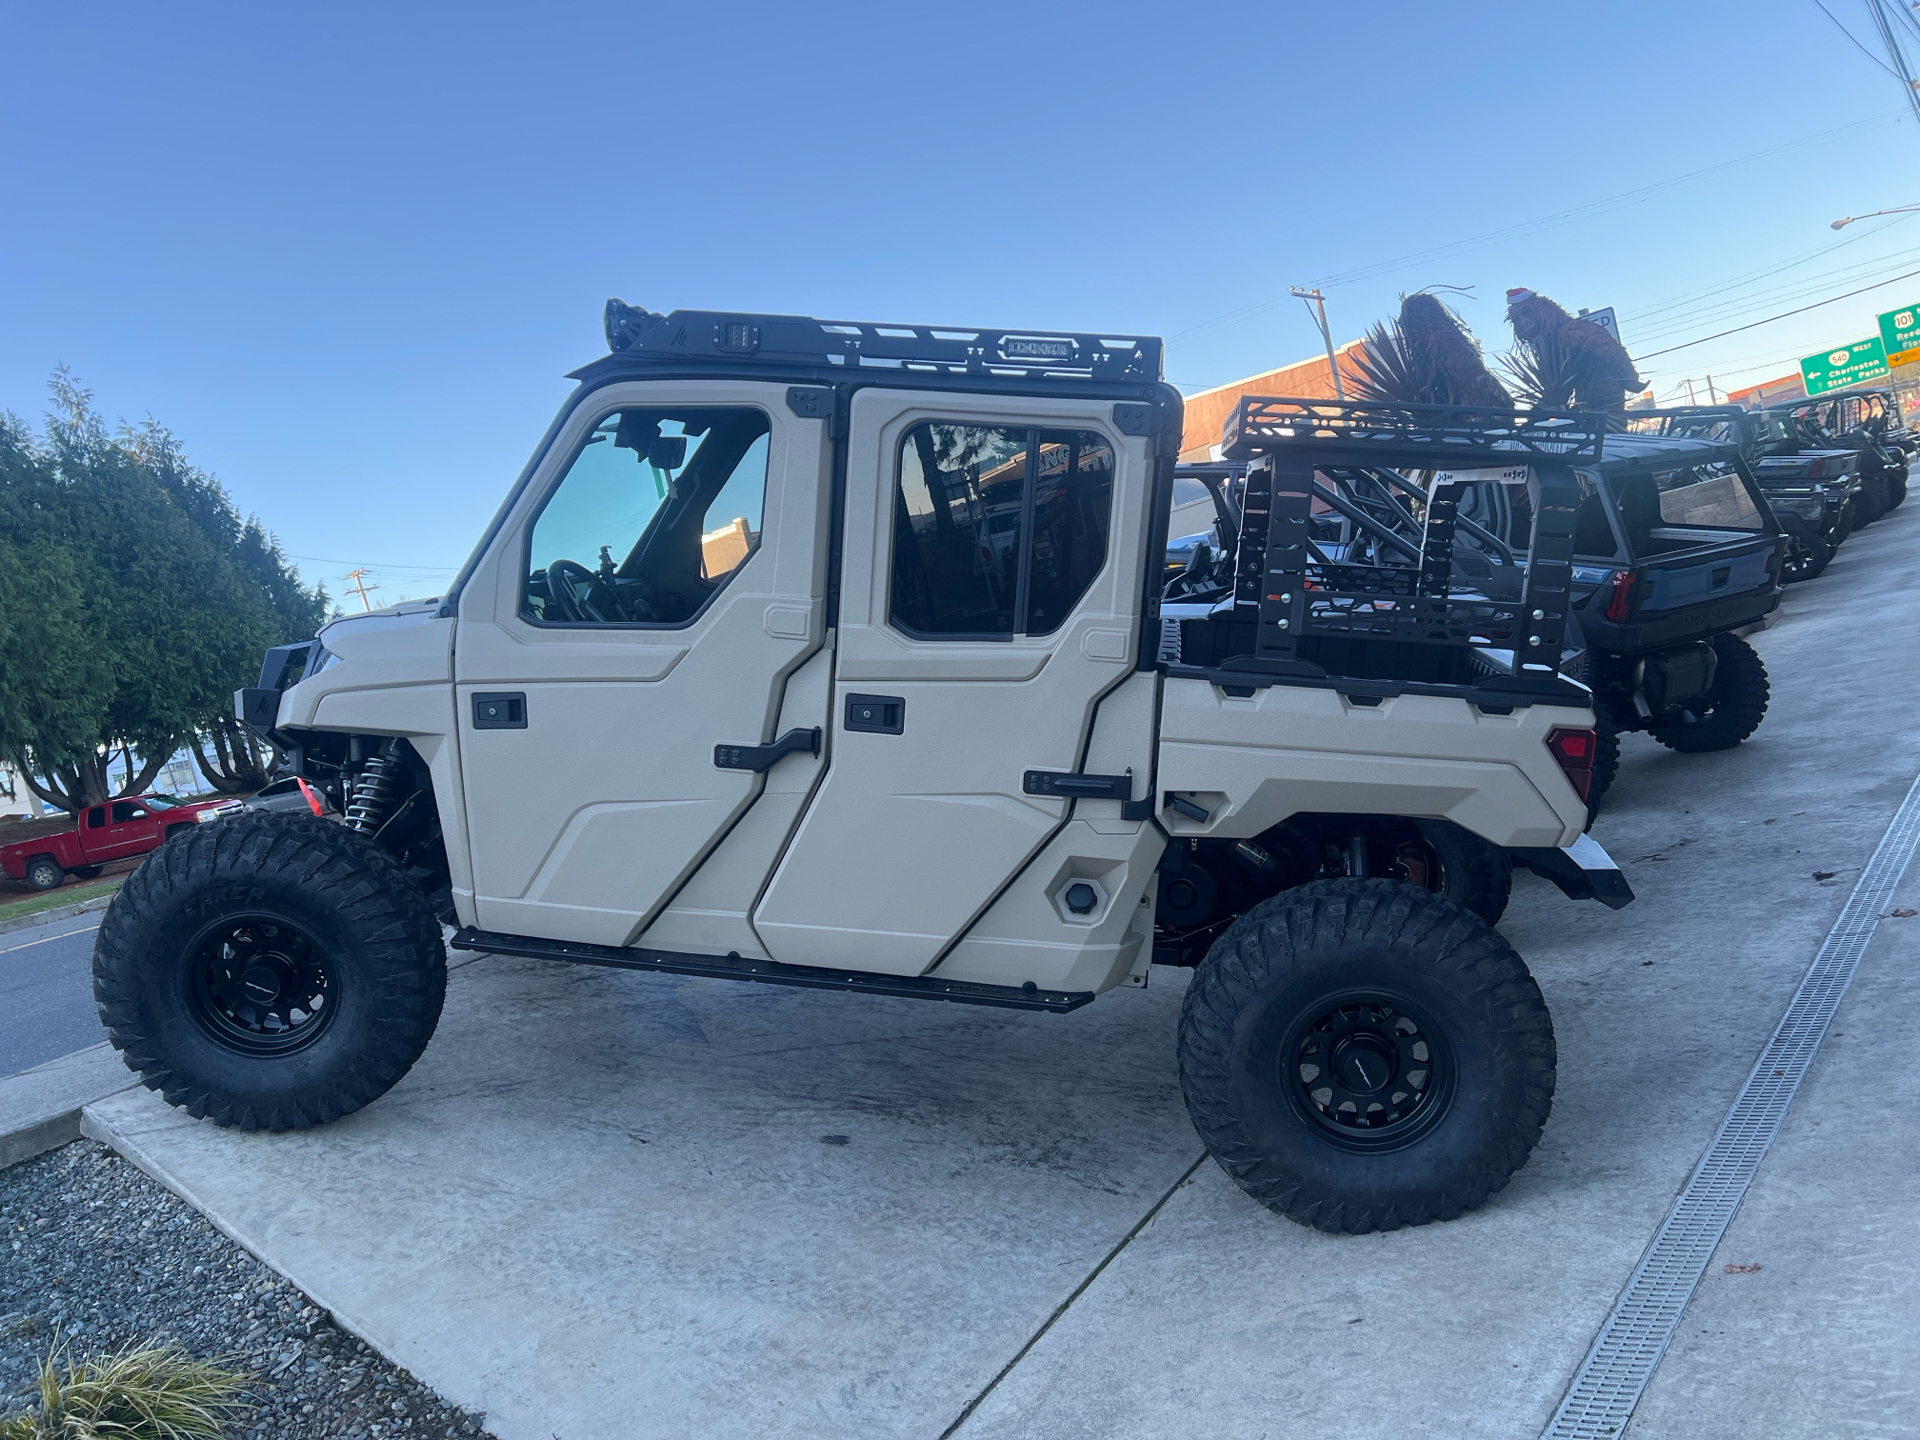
[[4, 1, 1916, 606]]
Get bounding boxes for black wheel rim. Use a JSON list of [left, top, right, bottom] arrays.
[[1282, 990, 1454, 1152], [185, 915, 339, 1055]]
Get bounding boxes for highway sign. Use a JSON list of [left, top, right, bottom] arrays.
[[1875, 301, 1920, 368], [1800, 337, 1890, 395]]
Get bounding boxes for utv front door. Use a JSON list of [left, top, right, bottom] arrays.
[[754, 391, 1155, 975], [453, 380, 831, 946]]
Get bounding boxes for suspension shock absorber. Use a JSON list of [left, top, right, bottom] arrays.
[[344, 740, 405, 835]]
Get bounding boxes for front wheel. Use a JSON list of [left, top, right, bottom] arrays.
[[1178, 880, 1556, 1234], [1650, 633, 1769, 753], [92, 810, 446, 1131], [72, 865, 104, 880]]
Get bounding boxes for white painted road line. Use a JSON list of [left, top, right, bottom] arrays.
[[1544, 767, 1920, 1440], [0, 923, 101, 956]]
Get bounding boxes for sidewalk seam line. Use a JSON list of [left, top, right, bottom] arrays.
[[938, 1151, 1207, 1440]]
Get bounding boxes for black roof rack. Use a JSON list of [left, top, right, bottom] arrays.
[[1221, 396, 1603, 466], [596, 300, 1162, 385]]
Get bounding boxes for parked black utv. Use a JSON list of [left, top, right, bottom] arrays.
[[1769, 389, 1909, 525], [1626, 407, 1858, 583]]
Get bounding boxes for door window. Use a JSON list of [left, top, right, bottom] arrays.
[[523, 406, 770, 626], [111, 802, 148, 823], [86, 807, 105, 829], [889, 422, 1114, 639]]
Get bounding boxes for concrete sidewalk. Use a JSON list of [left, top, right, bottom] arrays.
[[80, 504, 1920, 1439]]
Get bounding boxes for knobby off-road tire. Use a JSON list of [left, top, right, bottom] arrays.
[[1855, 474, 1889, 527], [1583, 707, 1622, 828], [93, 810, 446, 1131], [1412, 820, 1512, 926], [1178, 879, 1555, 1234], [1650, 633, 1769, 754]]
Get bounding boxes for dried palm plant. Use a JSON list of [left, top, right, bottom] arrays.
[[1344, 293, 1513, 409]]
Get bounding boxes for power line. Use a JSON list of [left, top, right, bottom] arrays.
[[1166, 109, 1907, 345], [1634, 264, 1920, 360]]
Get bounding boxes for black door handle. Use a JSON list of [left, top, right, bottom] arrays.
[[844, 694, 905, 734], [714, 727, 821, 772], [473, 692, 527, 729]]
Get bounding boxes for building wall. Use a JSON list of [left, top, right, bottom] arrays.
[[1178, 341, 1368, 460]]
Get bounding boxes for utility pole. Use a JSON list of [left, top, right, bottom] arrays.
[[341, 567, 380, 612], [1706, 375, 1720, 404], [1291, 286, 1346, 400], [1684, 379, 1698, 405]]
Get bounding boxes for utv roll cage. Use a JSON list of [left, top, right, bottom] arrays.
[[1165, 397, 1602, 705], [1623, 405, 1795, 461]]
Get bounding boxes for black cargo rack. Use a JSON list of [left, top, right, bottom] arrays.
[[1175, 396, 1595, 704], [1221, 395, 1603, 466], [596, 300, 1162, 385]]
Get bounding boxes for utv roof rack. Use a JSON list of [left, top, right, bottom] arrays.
[[592, 299, 1163, 384], [1221, 396, 1603, 466]]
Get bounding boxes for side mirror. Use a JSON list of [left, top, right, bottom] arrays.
[[647, 435, 687, 471]]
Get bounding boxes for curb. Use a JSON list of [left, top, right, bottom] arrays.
[[0, 1043, 140, 1172], [0, 890, 115, 939]]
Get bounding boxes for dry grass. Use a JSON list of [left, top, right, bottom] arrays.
[[0, 1341, 248, 1440]]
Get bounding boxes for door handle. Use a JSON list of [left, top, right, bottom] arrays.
[[714, 727, 821, 772], [844, 694, 905, 734], [472, 692, 527, 729]]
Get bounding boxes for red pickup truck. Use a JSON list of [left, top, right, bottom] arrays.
[[1, 793, 244, 891]]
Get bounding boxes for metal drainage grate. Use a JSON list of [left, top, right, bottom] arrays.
[[1543, 770, 1920, 1439]]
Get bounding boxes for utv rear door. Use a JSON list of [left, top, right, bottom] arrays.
[[754, 391, 1156, 975], [452, 380, 832, 946]]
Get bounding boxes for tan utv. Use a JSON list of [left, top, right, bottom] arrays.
[[94, 304, 1631, 1234]]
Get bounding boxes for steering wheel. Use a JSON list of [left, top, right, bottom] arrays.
[[542, 558, 655, 623], [544, 559, 616, 622]]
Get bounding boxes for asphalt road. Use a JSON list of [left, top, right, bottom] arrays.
[[0, 914, 106, 1079]]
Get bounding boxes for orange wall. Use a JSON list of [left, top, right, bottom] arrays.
[[1178, 341, 1366, 459]]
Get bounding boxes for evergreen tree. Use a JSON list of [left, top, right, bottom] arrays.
[[0, 373, 327, 810]]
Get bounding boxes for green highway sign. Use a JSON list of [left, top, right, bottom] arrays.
[[1800, 337, 1889, 395], [1876, 300, 1920, 368]]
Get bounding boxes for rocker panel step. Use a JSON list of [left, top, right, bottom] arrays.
[[447, 928, 1097, 1013]]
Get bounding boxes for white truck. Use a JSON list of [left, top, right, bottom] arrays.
[[94, 304, 1629, 1234]]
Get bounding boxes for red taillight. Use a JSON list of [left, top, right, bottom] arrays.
[[1546, 727, 1596, 801], [1602, 569, 1635, 623]]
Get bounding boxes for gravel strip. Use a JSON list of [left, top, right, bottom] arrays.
[[2, 1141, 494, 1438]]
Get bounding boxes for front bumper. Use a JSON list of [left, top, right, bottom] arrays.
[[1508, 834, 1634, 909]]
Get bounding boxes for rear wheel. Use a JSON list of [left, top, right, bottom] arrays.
[[1855, 475, 1889, 526], [25, 856, 62, 891], [1178, 880, 1555, 1233], [93, 810, 446, 1131], [1584, 707, 1621, 826], [1780, 528, 1833, 583], [1650, 633, 1769, 753]]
